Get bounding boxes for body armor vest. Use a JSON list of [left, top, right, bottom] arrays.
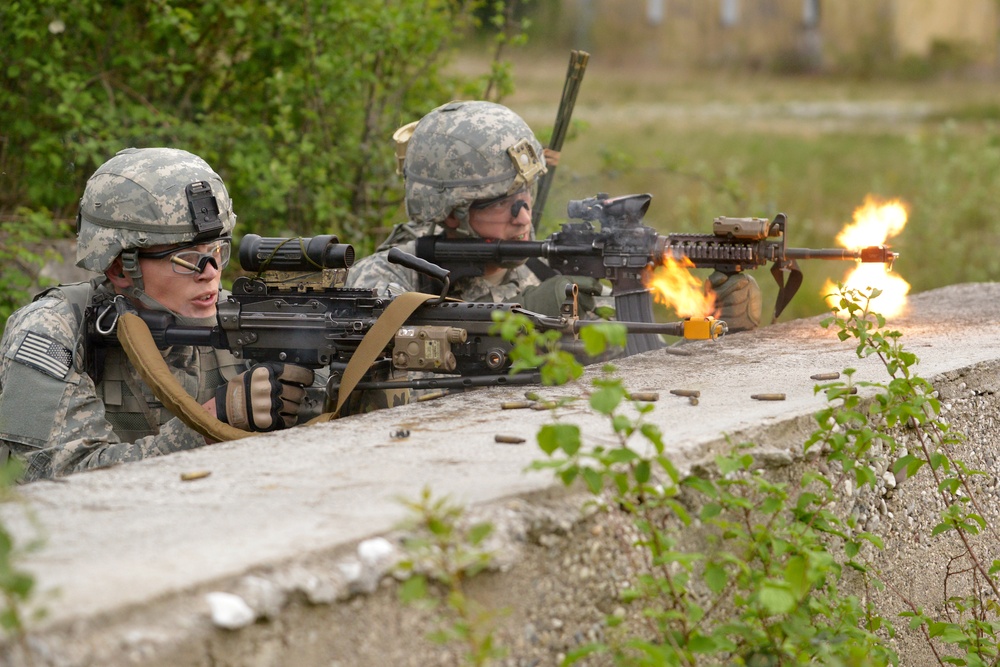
[[55, 281, 244, 442]]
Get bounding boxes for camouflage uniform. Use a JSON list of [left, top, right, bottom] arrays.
[[0, 147, 284, 481], [0, 279, 246, 481], [346, 100, 546, 303], [343, 102, 551, 404]]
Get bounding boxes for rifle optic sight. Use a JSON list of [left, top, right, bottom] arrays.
[[239, 234, 355, 273]]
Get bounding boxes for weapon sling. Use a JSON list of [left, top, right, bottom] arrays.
[[116, 312, 253, 442], [308, 291, 437, 422]]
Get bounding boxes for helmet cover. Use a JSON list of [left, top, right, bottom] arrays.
[[76, 147, 236, 272], [403, 101, 546, 237]]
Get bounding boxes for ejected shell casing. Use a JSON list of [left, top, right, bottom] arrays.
[[502, 401, 533, 410], [180, 470, 211, 481], [630, 392, 660, 402], [532, 401, 559, 411], [810, 372, 841, 381], [689, 397, 699, 406], [751, 393, 786, 401], [494, 435, 526, 445], [670, 389, 701, 398], [416, 390, 448, 402]]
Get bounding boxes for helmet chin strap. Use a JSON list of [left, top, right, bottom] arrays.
[[120, 249, 161, 312], [448, 203, 476, 239]]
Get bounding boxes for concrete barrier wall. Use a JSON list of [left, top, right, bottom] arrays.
[[1, 283, 999, 666]]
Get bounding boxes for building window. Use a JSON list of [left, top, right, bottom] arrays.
[[803, 0, 820, 28], [721, 0, 740, 27], [648, 0, 665, 26]]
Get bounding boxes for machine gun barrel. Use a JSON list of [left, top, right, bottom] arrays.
[[573, 316, 726, 340]]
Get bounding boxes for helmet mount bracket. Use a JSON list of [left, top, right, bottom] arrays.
[[186, 181, 223, 242], [506, 139, 545, 193]]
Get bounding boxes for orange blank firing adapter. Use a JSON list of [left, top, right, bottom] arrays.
[[682, 316, 727, 340]]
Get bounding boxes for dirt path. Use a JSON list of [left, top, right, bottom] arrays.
[[454, 51, 993, 135]]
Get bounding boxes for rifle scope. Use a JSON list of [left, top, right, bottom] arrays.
[[566, 193, 652, 224], [239, 234, 355, 272]]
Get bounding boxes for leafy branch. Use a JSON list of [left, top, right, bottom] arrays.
[[395, 487, 506, 667]]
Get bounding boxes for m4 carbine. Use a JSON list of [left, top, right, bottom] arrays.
[[411, 192, 899, 349], [89, 234, 726, 413]]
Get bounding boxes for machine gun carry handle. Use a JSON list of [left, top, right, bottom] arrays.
[[387, 247, 452, 303]]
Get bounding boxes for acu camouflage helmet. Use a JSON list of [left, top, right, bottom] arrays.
[[402, 101, 546, 237], [76, 147, 236, 272]]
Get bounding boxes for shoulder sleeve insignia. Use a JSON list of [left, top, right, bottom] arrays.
[[13, 331, 73, 380]]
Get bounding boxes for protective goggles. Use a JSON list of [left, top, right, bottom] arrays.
[[470, 188, 530, 218], [137, 237, 232, 275]]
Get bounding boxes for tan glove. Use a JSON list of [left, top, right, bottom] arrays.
[[215, 363, 315, 432], [709, 270, 762, 333]]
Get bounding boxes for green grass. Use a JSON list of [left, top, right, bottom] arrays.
[[478, 53, 1000, 321]]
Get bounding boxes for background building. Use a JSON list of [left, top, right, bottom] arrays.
[[540, 0, 999, 74]]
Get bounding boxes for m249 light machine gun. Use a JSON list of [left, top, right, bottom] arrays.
[[90, 234, 726, 417], [409, 193, 899, 353]]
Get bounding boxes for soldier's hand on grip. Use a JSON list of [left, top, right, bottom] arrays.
[[519, 275, 604, 317], [215, 363, 315, 432], [708, 270, 762, 333]]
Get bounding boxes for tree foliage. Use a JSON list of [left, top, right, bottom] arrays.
[[0, 0, 515, 253]]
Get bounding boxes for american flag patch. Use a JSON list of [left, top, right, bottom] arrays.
[[13, 331, 73, 380]]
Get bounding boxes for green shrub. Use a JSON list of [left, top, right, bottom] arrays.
[[0, 0, 520, 252], [470, 284, 1000, 665], [0, 211, 63, 326]]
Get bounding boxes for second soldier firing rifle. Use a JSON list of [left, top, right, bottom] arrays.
[[88, 233, 725, 413], [411, 192, 899, 325]]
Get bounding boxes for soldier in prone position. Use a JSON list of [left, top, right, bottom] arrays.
[[0, 148, 315, 482]]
